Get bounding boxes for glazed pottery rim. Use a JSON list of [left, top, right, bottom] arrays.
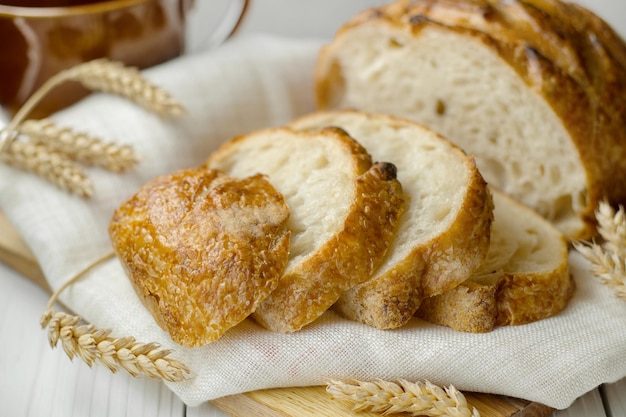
[[0, 0, 162, 18]]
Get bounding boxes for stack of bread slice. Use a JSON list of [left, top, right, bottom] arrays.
[[314, 0, 626, 240], [290, 110, 572, 332], [205, 127, 406, 333], [110, 110, 574, 342], [417, 189, 573, 333], [289, 110, 493, 329]]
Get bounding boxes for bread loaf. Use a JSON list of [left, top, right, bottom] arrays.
[[290, 110, 493, 329], [205, 127, 405, 332], [417, 188, 573, 332], [315, 0, 626, 240], [109, 168, 291, 347]]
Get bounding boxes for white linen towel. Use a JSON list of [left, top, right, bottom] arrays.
[[0, 35, 625, 410]]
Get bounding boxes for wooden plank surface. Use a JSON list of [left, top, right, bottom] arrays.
[[603, 378, 626, 417], [212, 387, 554, 417], [0, 211, 554, 417], [0, 212, 49, 292]]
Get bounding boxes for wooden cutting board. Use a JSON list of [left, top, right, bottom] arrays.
[[0, 211, 554, 417]]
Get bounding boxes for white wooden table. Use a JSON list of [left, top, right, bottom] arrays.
[[2, 1, 625, 416]]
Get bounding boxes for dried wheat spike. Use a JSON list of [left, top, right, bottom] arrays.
[[595, 201, 626, 258], [573, 242, 626, 301], [18, 119, 139, 172], [1, 136, 93, 197], [573, 201, 626, 301], [64, 59, 185, 117], [327, 379, 480, 417], [41, 309, 192, 382]]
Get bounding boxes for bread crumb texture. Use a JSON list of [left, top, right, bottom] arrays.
[[316, 0, 626, 240], [291, 110, 493, 329]]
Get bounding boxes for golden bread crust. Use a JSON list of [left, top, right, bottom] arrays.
[[109, 168, 290, 347], [290, 110, 493, 330], [416, 281, 499, 333], [315, 0, 626, 239], [336, 155, 493, 329], [417, 189, 573, 332], [496, 262, 574, 326], [417, 267, 574, 332], [252, 161, 406, 332], [206, 127, 406, 333]]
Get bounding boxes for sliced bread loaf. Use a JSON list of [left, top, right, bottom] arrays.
[[205, 127, 405, 332], [416, 188, 573, 333], [314, 0, 626, 240], [290, 110, 493, 329]]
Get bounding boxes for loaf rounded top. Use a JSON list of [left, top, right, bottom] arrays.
[[316, 0, 626, 239], [109, 167, 291, 347]]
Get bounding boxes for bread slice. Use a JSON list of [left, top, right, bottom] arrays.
[[109, 168, 291, 347], [416, 188, 574, 333], [290, 110, 493, 329], [205, 127, 405, 332], [314, 0, 626, 240]]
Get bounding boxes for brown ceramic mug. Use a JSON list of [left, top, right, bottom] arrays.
[[0, 0, 249, 118]]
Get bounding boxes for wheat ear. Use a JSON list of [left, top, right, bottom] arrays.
[[0, 137, 93, 197], [573, 201, 626, 301], [40, 252, 192, 382], [62, 59, 185, 118], [573, 243, 626, 301], [327, 379, 480, 417], [595, 202, 626, 258], [17, 119, 139, 172], [8, 59, 184, 128], [0, 58, 183, 196]]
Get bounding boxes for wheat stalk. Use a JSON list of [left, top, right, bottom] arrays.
[[8, 59, 184, 128], [62, 59, 185, 118], [0, 58, 184, 196], [573, 243, 626, 300], [595, 202, 626, 258], [0, 137, 93, 197], [40, 252, 192, 382], [40, 310, 191, 382], [573, 201, 626, 301], [17, 119, 139, 172], [327, 379, 480, 417]]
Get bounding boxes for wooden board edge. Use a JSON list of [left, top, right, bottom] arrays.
[[210, 393, 293, 417], [0, 212, 50, 293], [211, 386, 554, 417], [510, 402, 556, 417]]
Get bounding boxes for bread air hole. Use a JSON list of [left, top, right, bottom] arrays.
[[436, 99, 446, 116], [388, 38, 405, 48], [519, 181, 535, 195], [550, 166, 562, 183], [538, 164, 545, 176], [312, 154, 329, 169]]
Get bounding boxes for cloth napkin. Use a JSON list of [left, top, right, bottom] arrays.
[[1, 35, 625, 410]]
